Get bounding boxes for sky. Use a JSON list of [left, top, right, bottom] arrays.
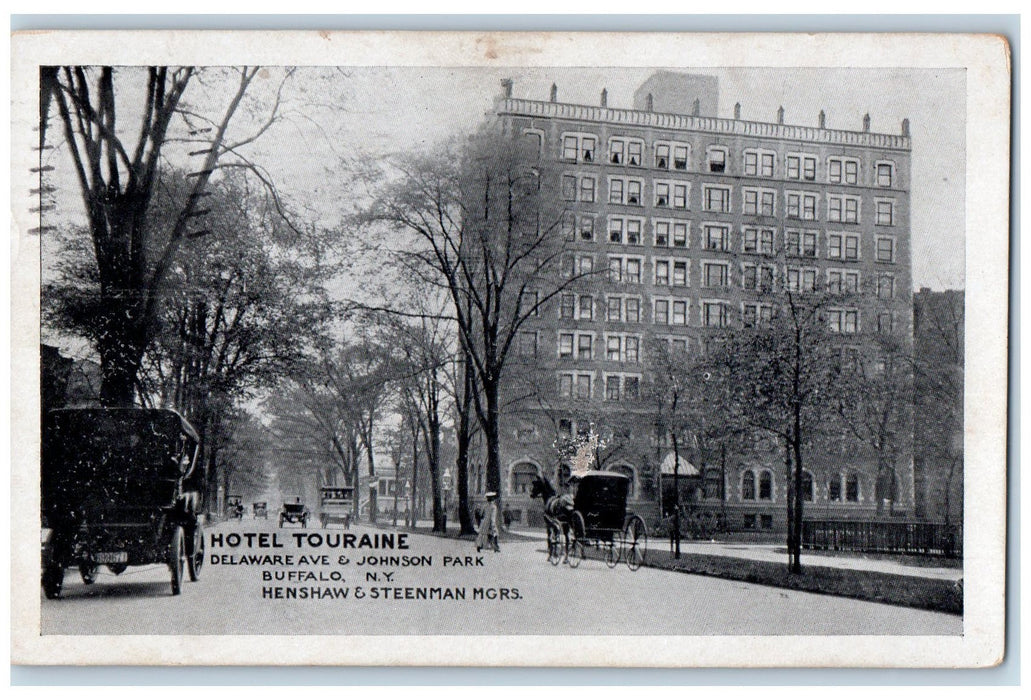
[[41, 65, 967, 305]]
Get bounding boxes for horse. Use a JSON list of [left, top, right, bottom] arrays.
[[529, 475, 576, 561]]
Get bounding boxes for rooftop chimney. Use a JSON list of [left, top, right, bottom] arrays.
[[601, 88, 608, 107], [550, 83, 557, 103], [646, 93, 654, 111], [818, 110, 826, 128], [863, 113, 871, 132], [777, 106, 785, 124], [734, 102, 741, 120], [501, 78, 513, 98], [902, 118, 911, 137]]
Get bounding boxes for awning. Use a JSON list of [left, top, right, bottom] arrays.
[[659, 452, 699, 476]]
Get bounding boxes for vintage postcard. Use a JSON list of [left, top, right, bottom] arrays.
[[10, 31, 1009, 667]]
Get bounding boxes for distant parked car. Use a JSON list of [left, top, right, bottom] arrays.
[[279, 498, 309, 528]]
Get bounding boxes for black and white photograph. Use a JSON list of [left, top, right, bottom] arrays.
[[9, 31, 1009, 667]]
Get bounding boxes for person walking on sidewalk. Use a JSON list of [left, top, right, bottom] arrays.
[[476, 492, 501, 553]]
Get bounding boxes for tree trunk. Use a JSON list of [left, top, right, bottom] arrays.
[[455, 358, 476, 535], [484, 378, 502, 512], [791, 412, 805, 575]]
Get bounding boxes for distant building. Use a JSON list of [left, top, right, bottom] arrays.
[[912, 288, 964, 525], [477, 72, 914, 533]]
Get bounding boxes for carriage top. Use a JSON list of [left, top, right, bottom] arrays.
[[572, 471, 631, 528]]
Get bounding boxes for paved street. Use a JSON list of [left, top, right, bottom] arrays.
[[42, 518, 961, 636]]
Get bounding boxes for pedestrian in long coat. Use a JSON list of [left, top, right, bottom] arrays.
[[475, 492, 500, 552]]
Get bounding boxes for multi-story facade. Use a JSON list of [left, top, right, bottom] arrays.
[[474, 73, 914, 533]]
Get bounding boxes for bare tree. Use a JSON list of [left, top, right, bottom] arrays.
[[41, 66, 291, 405]]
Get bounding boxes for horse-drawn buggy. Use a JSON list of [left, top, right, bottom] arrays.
[[252, 502, 269, 519], [226, 495, 244, 520], [40, 408, 206, 598], [279, 498, 309, 528], [530, 470, 648, 571]]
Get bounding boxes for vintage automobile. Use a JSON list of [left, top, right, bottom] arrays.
[[226, 495, 244, 520], [41, 408, 206, 598], [279, 499, 309, 528], [252, 502, 269, 519], [318, 486, 353, 528]]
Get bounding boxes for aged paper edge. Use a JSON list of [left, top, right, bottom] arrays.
[[9, 30, 1011, 667]]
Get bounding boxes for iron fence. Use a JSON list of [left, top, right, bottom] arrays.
[[801, 519, 962, 558]]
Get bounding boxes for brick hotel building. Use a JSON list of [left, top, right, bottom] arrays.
[[469, 72, 914, 532]]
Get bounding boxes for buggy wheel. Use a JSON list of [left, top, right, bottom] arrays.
[[187, 523, 205, 582], [623, 515, 648, 571], [42, 563, 64, 599], [278, 515, 285, 528], [108, 563, 127, 575], [567, 512, 586, 568], [321, 515, 328, 529], [79, 563, 98, 585], [604, 538, 620, 568], [547, 527, 562, 566], [168, 525, 186, 595]]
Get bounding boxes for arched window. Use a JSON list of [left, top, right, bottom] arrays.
[[846, 473, 860, 502], [608, 464, 636, 498], [758, 470, 773, 501], [742, 470, 756, 500], [510, 462, 539, 495], [828, 473, 843, 502], [703, 468, 723, 499], [802, 471, 814, 502]]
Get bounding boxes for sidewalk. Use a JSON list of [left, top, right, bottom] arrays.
[[508, 527, 962, 581]]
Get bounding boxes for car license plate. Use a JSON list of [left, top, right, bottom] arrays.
[[94, 552, 128, 564]]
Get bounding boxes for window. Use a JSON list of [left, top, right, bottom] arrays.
[[559, 294, 575, 320], [561, 133, 597, 163], [624, 376, 640, 400], [608, 258, 622, 282], [577, 256, 594, 277], [653, 299, 669, 325], [671, 300, 688, 325], [877, 311, 895, 334], [558, 373, 573, 397], [655, 259, 669, 286], [625, 297, 640, 322], [786, 154, 817, 181], [759, 471, 773, 500], [562, 173, 595, 202], [827, 269, 860, 295], [846, 473, 860, 502], [605, 375, 621, 401], [562, 211, 575, 240], [608, 137, 644, 166], [877, 274, 895, 300], [828, 194, 861, 224], [520, 290, 539, 316], [578, 215, 595, 241], [627, 140, 643, 167], [743, 188, 776, 216], [785, 229, 817, 258], [558, 333, 574, 358], [875, 236, 896, 263], [624, 336, 639, 362], [577, 334, 593, 360], [707, 146, 727, 173], [654, 143, 669, 169], [606, 296, 622, 322], [609, 138, 625, 165], [875, 199, 895, 226], [702, 261, 729, 288], [576, 374, 592, 400], [828, 156, 861, 184], [608, 218, 623, 244], [518, 331, 537, 358], [743, 227, 775, 255], [876, 161, 895, 188], [606, 335, 621, 361], [609, 177, 643, 205], [703, 224, 730, 251], [742, 303, 775, 328], [703, 469, 723, 499], [827, 233, 860, 261], [654, 220, 689, 248], [742, 264, 775, 292], [655, 141, 690, 170], [743, 149, 776, 177], [703, 185, 732, 213], [654, 180, 690, 209], [702, 301, 729, 327], [578, 294, 594, 320], [786, 191, 818, 220], [828, 308, 860, 334], [786, 267, 818, 293], [742, 470, 756, 500], [654, 258, 689, 287], [828, 474, 842, 502]]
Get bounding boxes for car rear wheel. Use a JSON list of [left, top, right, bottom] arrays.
[[187, 524, 205, 582], [168, 526, 186, 595]]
